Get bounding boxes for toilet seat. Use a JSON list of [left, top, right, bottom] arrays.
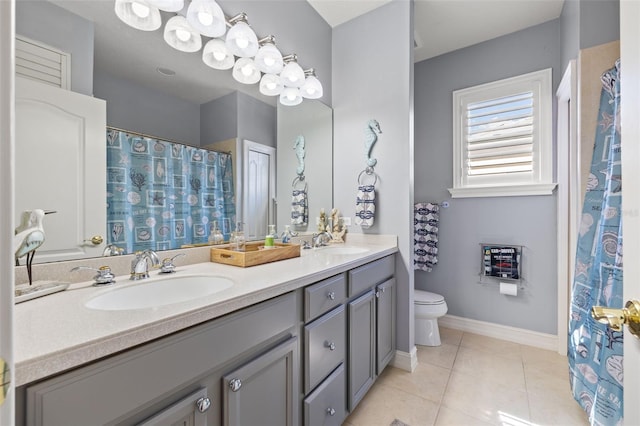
[[415, 290, 445, 305]]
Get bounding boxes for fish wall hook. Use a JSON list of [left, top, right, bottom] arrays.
[[364, 119, 381, 168]]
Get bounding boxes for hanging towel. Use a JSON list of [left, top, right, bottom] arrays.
[[355, 184, 376, 228], [414, 202, 440, 272], [291, 186, 308, 226]]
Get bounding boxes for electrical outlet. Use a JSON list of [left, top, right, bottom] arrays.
[[342, 216, 352, 226]]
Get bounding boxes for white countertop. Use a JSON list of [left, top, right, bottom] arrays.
[[15, 234, 397, 387]]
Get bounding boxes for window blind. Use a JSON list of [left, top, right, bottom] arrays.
[[465, 91, 534, 176], [16, 36, 70, 89]]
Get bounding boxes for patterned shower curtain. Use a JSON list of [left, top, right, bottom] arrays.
[[106, 128, 236, 254], [568, 59, 623, 426]]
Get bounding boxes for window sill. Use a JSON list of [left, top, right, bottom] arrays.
[[447, 183, 557, 198]]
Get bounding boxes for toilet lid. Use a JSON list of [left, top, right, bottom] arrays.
[[415, 290, 445, 305]]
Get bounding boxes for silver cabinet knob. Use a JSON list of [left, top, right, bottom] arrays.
[[327, 291, 336, 300], [325, 341, 336, 351], [229, 378, 242, 392], [327, 407, 336, 416], [196, 397, 211, 413]]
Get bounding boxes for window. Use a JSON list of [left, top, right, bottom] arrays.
[[449, 69, 556, 198], [16, 35, 70, 90]]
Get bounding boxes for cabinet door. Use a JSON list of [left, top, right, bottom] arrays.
[[138, 388, 210, 426], [347, 290, 375, 412], [222, 337, 298, 426], [376, 278, 396, 374]]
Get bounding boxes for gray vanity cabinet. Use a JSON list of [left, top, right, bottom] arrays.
[[20, 292, 299, 426], [376, 278, 396, 374], [347, 289, 376, 411]]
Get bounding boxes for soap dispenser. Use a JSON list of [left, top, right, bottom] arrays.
[[208, 221, 224, 245], [264, 224, 277, 249]]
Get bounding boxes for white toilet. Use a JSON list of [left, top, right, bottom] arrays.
[[414, 290, 448, 346]]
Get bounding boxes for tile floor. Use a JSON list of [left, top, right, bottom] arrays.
[[344, 328, 590, 426]]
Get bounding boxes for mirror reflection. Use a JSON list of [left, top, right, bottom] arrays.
[[14, 0, 332, 264]]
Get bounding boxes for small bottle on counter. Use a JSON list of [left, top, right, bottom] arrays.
[[208, 221, 224, 245], [264, 224, 277, 249]]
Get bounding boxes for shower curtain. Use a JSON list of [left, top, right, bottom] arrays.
[[568, 59, 623, 426], [106, 128, 236, 254]]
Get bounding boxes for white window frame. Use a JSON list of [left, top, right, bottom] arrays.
[[448, 68, 557, 198]]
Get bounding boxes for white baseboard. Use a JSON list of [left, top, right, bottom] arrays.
[[390, 346, 418, 372], [439, 314, 559, 352]]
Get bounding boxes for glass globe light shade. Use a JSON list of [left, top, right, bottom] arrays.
[[260, 74, 283, 96], [146, 0, 183, 12], [115, 0, 161, 31], [186, 0, 226, 38], [280, 61, 305, 88], [225, 20, 259, 57], [301, 75, 323, 99], [202, 39, 234, 70], [280, 87, 302, 106], [164, 16, 202, 52], [254, 43, 283, 74], [232, 58, 261, 85]]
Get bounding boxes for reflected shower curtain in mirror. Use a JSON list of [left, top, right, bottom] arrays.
[[568, 59, 623, 426], [106, 129, 236, 254]]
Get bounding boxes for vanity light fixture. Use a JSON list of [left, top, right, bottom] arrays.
[[280, 87, 303, 106], [259, 73, 284, 96], [280, 54, 305, 88], [186, 0, 226, 38], [146, 0, 184, 12], [300, 68, 323, 99], [232, 58, 261, 85], [254, 36, 284, 74], [164, 15, 202, 52], [114, 0, 161, 31], [202, 38, 234, 70], [225, 13, 259, 58]]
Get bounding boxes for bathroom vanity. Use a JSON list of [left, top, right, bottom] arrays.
[[14, 235, 397, 425]]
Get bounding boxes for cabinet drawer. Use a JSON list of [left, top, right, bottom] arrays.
[[304, 273, 346, 322], [304, 364, 345, 426], [348, 254, 395, 297], [304, 305, 346, 394]]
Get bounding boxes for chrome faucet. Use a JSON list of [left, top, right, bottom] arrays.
[[312, 231, 332, 248], [130, 249, 160, 280]]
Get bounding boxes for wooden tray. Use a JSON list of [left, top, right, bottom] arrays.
[[210, 241, 301, 267]]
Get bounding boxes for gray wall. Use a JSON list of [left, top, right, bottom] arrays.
[[16, 0, 94, 96], [414, 20, 561, 335], [94, 71, 201, 146], [560, 0, 620, 69], [237, 93, 277, 148], [201, 92, 239, 145], [333, 0, 414, 353]]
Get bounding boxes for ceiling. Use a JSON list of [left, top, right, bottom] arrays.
[[308, 0, 566, 62]]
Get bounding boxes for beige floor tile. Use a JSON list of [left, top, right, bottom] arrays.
[[528, 388, 590, 425], [439, 327, 463, 346], [524, 363, 572, 397], [345, 382, 439, 426], [452, 346, 526, 392], [416, 342, 459, 369], [460, 332, 523, 360], [377, 364, 451, 404], [441, 371, 530, 425], [434, 406, 494, 426]]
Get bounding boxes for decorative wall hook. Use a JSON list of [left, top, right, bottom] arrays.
[[364, 119, 381, 168], [293, 134, 306, 177]]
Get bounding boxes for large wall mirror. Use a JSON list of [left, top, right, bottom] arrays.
[[14, 0, 332, 264]]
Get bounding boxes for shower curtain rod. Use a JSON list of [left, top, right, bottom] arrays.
[[107, 126, 232, 155]]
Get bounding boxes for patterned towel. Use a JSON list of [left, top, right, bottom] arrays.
[[355, 184, 376, 228], [291, 187, 308, 225], [414, 202, 440, 272]]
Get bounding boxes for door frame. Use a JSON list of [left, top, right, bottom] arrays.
[[242, 140, 276, 239]]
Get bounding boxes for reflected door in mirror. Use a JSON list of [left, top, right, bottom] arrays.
[[243, 141, 275, 240]]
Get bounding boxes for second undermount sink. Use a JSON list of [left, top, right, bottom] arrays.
[[318, 246, 370, 255], [85, 275, 235, 311]]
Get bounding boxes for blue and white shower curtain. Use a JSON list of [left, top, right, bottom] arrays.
[[568, 59, 623, 426], [106, 129, 236, 254]]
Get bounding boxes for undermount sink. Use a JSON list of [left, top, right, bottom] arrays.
[[318, 246, 370, 255], [85, 275, 235, 311]]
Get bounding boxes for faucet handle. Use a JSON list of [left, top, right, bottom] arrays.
[[160, 253, 186, 274], [71, 265, 116, 286]]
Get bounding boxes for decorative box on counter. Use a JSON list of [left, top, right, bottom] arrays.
[[210, 241, 301, 267]]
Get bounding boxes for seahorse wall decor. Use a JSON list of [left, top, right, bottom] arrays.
[[293, 135, 306, 176], [364, 119, 382, 168]]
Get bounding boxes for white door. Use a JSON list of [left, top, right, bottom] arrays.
[[621, 1, 640, 421], [15, 76, 106, 263], [243, 141, 276, 240]]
